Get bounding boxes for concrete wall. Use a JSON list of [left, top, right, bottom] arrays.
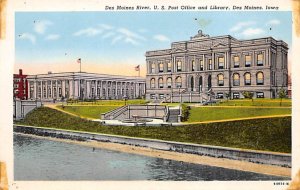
[[13, 100, 42, 120], [14, 125, 291, 167]]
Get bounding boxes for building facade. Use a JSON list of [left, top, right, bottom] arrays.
[[145, 30, 288, 102], [27, 72, 146, 101], [13, 69, 28, 100]]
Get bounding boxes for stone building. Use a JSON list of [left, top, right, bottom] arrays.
[[26, 72, 146, 101], [145, 30, 288, 102]]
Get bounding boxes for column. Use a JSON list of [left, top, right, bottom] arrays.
[[212, 52, 215, 70], [50, 80, 53, 99], [33, 80, 37, 99], [45, 81, 48, 99], [104, 81, 108, 99], [87, 80, 91, 99], [115, 82, 118, 98], [95, 80, 98, 98], [100, 80, 103, 98], [62, 80, 66, 98]]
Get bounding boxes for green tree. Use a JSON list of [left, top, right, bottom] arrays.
[[242, 91, 254, 103], [225, 92, 230, 102], [278, 88, 287, 106]]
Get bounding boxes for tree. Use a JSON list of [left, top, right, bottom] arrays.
[[278, 88, 287, 106], [242, 91, 254, 102], [225, 93, 230, 102]]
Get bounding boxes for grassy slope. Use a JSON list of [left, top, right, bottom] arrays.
[[188, 107, 291, 122], [17, 107, 291, 153], [57, 105, 117, 119]]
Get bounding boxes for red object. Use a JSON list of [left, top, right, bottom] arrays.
[[135, 65, 140, 71], [13, 69, 28, 100]]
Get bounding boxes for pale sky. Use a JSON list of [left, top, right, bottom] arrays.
[[15, 11, 292, 76]]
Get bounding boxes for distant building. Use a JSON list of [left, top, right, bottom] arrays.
[[13, 69, 28, 100], [288, 74, 292, 98], [145, 30, 289, 102], [26, 72, 146, 101]]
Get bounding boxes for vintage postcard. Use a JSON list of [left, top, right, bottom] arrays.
[[1, 0, 300, 190]]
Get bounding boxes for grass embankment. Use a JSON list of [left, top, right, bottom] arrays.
[[16, 107, 291, 153], [57, 105, 117, 119], [187, 107, 291, 122]]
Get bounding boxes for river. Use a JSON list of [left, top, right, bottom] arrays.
[[14, 133, 289, 181]]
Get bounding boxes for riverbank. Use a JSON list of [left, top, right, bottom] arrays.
[[15, 132, 290, 178], [16, 107, 292, 153]]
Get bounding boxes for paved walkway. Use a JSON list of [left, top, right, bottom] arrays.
[[44, 103, 291, 126]]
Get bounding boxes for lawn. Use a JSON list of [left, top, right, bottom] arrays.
[[213, 99, 291, 107], [57, 105, 118, 119], [66, 99, 148, 106], [16, 107, 291, 153], [187, 107, 291, 122]]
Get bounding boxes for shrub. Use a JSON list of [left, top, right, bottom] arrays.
[[181, 104, 190, 122]]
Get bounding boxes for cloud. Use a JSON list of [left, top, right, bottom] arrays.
[[229, 21, 256, 32], [102, 32, 115, 39], [18, 33, 36, 44], [73, 27, 103, 37], [266, 19, 280, 26], [34, 20, 53, 34], [153, 34, 170, 42], [111, 35, 123, 45], [99, 24, 113, 30], [240, 28, 265, 37], [117, 28, 146, 41], [45, 34, 60, 40]]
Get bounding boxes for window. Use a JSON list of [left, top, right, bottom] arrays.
[[245, 55, 251, 67], [199, 76, 203, 92], [159, 63, 164, 73], [217, 93, 224, 99], [244, 73, 251, 85], [150, 78, 155, 88], [177, 61, 182, 72], [256, 72, 264, 85], [191, 60, 195, 71], [167, 62, 172, 72], [208, 59, 212, 70], [234, 56, 239, 68], [200, 60, 204, 71], [175, 77, 182, 88], [257, 54, 263, 66], [151, 63, 155, 73], [150, 94, 156, 99], [233, 92, 240, 99], [257, 92, 264, 98], [158, 78, 163, 88], [233, 73, 240, 86], [159, 94, 164, 99], [218, 57, 224, 69], [190, 76, 194, 91], [167, 78, 172, 88], [218, 74, 224, 86]]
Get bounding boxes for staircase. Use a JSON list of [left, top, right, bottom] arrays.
[[167, 107, 181, 123]]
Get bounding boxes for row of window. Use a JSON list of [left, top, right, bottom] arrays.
[[149, 72, 265, 89], [149, 92, 265, 100], [150, 54, 264, 73]]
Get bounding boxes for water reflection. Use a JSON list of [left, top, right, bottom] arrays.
[[14, 134, 290, 181]]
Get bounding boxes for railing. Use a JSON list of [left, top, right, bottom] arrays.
[[101, 105, 128, 120], [101, 105, 169, 121]]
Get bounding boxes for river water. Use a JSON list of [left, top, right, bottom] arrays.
[[14, 133, 289, 181]]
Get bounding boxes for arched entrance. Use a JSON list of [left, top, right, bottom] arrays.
[[208, 75, 212, 90], [190, 76, 194, 91], [199, 76, 203, 92]]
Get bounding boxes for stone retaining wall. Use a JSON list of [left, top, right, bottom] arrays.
[[14, 125, 291, 167]]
